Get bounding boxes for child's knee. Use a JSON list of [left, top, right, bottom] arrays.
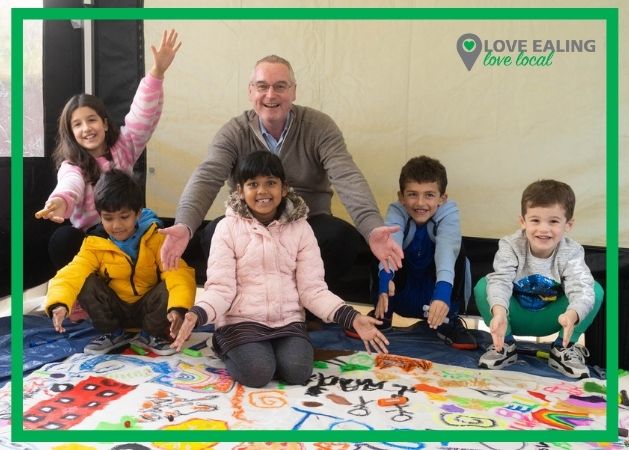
[[278, 360, 313, 385], [235, 364, 275, 388]]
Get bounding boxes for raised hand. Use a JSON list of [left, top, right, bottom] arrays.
[[158, 223, 191, 271], [170, 311, 198, 352], [35, 197, 66, 223], [368, 225, 403, 272], [352, 314, 389, 354], [149, 29, 182, 79]]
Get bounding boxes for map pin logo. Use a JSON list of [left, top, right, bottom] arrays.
[[457, 33, 482, 71]]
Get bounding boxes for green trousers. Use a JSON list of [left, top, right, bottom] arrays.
[[473, 276, 604, 343]]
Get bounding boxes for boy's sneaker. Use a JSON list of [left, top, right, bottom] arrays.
[[344, 310, 392, 339], [478, 342, 518, 369], [548, 344, 590, 379], [134, 334, 176, 356], [435, 316, 478, 350], [84, 331, 137, 355]]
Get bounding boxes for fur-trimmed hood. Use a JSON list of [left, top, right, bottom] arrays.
[[225, 188, 309, 224]]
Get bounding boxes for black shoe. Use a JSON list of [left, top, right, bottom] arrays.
[[344, 310, 392, 339], [436, 315, 478, 350]]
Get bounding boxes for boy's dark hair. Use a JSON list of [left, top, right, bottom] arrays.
[[399, 155, 448, 194], [236, 150, 287, 185], [94, 169, 143, 213], [521, 179, 576, 221]]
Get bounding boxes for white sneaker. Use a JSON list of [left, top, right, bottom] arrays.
[[548, 344, 590, 379], [478, 342, 518, 370], [84, 331, 137, 355]]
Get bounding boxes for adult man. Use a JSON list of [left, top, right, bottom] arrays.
[[160, 55, 402, 289]]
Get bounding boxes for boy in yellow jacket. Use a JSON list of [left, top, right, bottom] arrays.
[[44, 169, 195, 355]]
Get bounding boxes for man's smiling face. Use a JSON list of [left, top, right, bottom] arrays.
[[248, 62, 296, 133]]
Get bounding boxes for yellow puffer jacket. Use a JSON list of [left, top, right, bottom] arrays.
[[45, 222, 195, 315]]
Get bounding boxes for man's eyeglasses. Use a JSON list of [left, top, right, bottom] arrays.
[[250, 81, 295, 94]]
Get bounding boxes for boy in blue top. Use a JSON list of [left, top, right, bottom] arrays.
[[348, 156, 476, 350]]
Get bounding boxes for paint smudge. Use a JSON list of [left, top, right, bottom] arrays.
[[153, 418, 228, 449], [583, 381, 606, 394], [303, 401, 323, 407], [414, 383, 446, 394], [531, 408, 593, 430], [23, 376, 135, 430], [527, 390, 548, 402], [326, 394, 352, 405], [233, 443, 305, 450], [442, 403, 464, 413]]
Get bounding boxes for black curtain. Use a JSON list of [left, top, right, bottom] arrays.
[[14, 0, 145, 297], [93, 0, 146, 195]]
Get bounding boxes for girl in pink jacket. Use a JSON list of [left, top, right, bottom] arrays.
[[172, 151, 389, 388], [35, 29, 181, 271]]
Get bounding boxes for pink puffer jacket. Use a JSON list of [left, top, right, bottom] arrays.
[[194, 190, 344, 329]]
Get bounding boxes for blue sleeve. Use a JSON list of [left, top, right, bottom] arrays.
[[432, 281, 453, 307], [379, 269, 395, 294], [433, 201, 462, 286]]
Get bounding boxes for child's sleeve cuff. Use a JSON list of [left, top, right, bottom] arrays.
[[432, 281, 453, 307], [378, 269, 394, 294]]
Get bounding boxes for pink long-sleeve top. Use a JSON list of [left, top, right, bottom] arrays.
[[49, 74, 164, 231]]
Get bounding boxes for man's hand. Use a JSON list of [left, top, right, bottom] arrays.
[[170, 311, 198, 352], [558, 309, 579, 347], [374, 280, 395, 319], [425, 299, 449, 329], [352, 314, 389, 354], [368, 225, 403, 272], [159, 223, 191, 271], [52, 305, 68, 333], [489, 305, 508, 351], [167, 310, 183, 338]]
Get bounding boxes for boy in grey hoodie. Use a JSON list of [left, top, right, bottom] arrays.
[[475, 179, 604, 379]]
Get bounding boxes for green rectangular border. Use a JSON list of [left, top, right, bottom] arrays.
[[11, 6, 619, 444]]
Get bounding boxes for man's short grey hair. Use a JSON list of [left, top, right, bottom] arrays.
[[251, 55, 296, 83]]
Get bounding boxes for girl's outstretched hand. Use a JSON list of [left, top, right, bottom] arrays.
[[150, 29, 182, 79], [352, 314, 389, 354], [35, 197, 66, 223], [170, 311, 198, 352]]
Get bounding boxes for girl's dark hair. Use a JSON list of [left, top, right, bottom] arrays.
[[52, 94, 120, 185], [236, 150, 286, 185], [94, 169, 143, 213]]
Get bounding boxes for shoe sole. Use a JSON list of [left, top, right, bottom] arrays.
[[548, 357, 589, 379], [478, 354, 518, 370]]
